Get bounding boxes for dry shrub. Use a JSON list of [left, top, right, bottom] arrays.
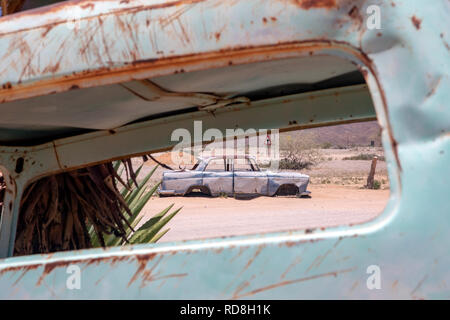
[[279, 133, 322, 170], [343, 153, 385, 161], [13, 159, 141, 256]]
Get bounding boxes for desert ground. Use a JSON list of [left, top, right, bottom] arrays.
[[143, 185, 389, 242], [135, 145, 390, 242]]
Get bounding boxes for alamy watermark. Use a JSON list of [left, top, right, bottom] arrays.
[[366, 5, 382, 30], [366, 265, 381, 290], [66, 264, 81, 290], [170, 121, 280, 170]]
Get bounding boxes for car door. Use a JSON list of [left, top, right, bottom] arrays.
[[201, 158, 233, 196], [233, 158, 268, 195]]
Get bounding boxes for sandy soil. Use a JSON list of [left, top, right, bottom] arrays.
[[140, 185, 390, 243]]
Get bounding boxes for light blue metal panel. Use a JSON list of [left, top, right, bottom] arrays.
[[0, 0, 449, 299]]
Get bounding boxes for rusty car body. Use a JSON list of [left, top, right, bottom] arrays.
[[159, 155, 311, 197], [0, 0, 449, 299]]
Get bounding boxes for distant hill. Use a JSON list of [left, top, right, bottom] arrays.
[[282, 121, 382, 148]]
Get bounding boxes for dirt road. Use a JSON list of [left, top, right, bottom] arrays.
[[141, 185, 389, 243]]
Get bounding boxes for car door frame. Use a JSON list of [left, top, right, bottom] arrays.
[[232, 158, 269, 196], [201, 157, 234, 196]]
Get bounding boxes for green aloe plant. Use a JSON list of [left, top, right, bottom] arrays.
[[89, 162, 181, 247]]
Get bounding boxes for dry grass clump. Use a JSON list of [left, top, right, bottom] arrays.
[[279, 134, 322, 170], [1, 0, 26, 16], [343, 153, 385, 161], [13, 160, 139, 256]]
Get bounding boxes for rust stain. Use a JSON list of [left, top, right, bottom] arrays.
[[345, 5, 365, 48], [12, 269, 30, 287], [306, 248, 332, 273], [42, 62, 61, 74], [133, 255, 188, 288], [36, 262, 60, 286], [348, 5, 362, 25], [158, 3, 196, 28], [349, 280, 359, 292], [426, 76, 442, 99], [356, 57, 402, 172], [213, 247, 224, 254], [411, 275, 428, 296], [229, 246, 248, 263], [231, 280, 251, 299], [233, 267, 355, 299], [440, 33, 450, 51], [153, 273, 188, 281], [141, 271, 188, 288], [79, 22, 103, 55], [0, 41, 364, 104], [289, 0, 337, 10], [80, 3, 95, 10], [281, 238, 313, 247], [41, 25, 54, 37], [0, 264, 39, 283], [333, 236, 343, 248], [127, 253, 157, 287], [392, 279, 398, 289], [280, 256, 302, 279], [241, 245, 264, 273], [0, 0, 204, 28], [175, 17, 191, 45], [25, 255, 131, 286], [411, 16, 422, 30]]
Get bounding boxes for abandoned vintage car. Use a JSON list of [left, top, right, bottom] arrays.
[[158, 156, 311, 197]]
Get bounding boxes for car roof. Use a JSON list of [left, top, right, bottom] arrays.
[[198, 155, 257, 162]]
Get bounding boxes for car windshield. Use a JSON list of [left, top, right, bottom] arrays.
[[249, 158, 260, 171], [191, 160, 201, 170]]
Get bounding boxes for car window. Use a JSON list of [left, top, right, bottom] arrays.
[[205, 159, 225, 172], [249, 158, 260, 171], [225, 158, 233, 172], [233, 158, 254, 171]]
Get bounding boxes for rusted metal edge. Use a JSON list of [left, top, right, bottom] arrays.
[[0, 0, 347, 35], [0, 0, 206, 35], [0, 40, 364, 103], [0, 40, 402, 173]]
